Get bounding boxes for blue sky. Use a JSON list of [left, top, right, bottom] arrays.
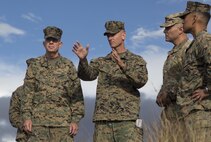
[[0, 0, 211, 99], [0, 0, 211, 141]]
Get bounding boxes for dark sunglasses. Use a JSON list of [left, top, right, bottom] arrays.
[[45, 37, 60, 42]]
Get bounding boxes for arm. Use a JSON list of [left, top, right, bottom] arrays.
[[72, 41, 99, 80], [78, 58, 99, 81], [111, 50, 148, 88], [66, 62, 85, 135], [22, 64, 35, 132], [192, 41, 211, 101], [9, 87, 22, 128]]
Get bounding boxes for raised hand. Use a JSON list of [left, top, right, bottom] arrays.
[[72, 41, 89, 60], [111, 49, 125, 68]]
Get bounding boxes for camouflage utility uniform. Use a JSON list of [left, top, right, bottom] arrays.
[[78, 50, 148, 142], [178, 31, 211, 141], [22, 55, 84, 142], [159, 39, 191, 122], [9, 86, 28, 142]]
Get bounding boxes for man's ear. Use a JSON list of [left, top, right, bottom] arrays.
[[122, 31, 126, 40]]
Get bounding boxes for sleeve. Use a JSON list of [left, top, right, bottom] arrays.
[[21, 64, 35, 120], [78, 58, 99, 81], [121, 57, 148, 89], [204, 39, 211, 94], [9, 89, 21, 128], [67, 63, 85, 124]]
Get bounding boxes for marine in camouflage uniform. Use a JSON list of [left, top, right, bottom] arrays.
[[73, 21, 148, 142], [156, 12, 191, 141], [9, 58, 35, 142], [9, 86, 27, 142], [21, 26, 84, 142], [178, 1, 211, 141]]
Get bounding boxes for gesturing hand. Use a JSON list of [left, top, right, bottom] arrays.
[[111, 49, 125, 68], [72, 41, 89, 60]]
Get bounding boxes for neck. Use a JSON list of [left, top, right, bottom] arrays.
[[192, 24, 207, 38], [114, 43, 126, 53], [173, 33, 188, 46], [45, 52, 59, 59]]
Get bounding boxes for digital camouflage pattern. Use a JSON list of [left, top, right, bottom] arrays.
[[180, 1, 211, 17], [104, 21, 125, 35], [158, 40, 191, 121], [177, 31, 211, 114], [43, 26, 63, 40], [22, 55, 84, 126], [93, 121, 142, 142], [160, 12, 184, 28], [184, 110, 211, 142], [27, 126, 73, 142], [177, 31, 211, 141], [78, 50, 148, 121], [9, 86, 28, 142]]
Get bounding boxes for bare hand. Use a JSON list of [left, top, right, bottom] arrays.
[[156, 91, 171, 107], [72, 41, 89, 60], [192, 89, 209, 102], [23, 119, 32, 133], [69, 122, 79, 136], [111, 49, 125, 68]]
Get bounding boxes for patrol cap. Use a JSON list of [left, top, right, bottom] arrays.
[[104, 21, 125, 36], [43, 26, 63, 40], [160, 12, 184, 28], [180, 1, 211, 17]]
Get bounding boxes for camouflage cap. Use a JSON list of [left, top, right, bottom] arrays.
[[104, 21, 125, 36], [180, 1, 211, 17], [160, 12, 184, 28], [43, 26, 63, 40]]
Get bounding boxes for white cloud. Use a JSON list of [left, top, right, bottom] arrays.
[[21, 12, 42, 23], [0, 120, 7, 127], [140, 46, 168, 100], [0, 22, 25, 42], [0, 61, 25, 98], [131, 27, 163, 46], [1, 135, 15, 142]]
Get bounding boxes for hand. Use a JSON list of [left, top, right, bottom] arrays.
[[156, 91, 171, 107], [192, 88, 209, 102], [72, 41, 89, 60], [69, 122, 79, 136], [23, 119, 32, 133], [111, 49, 125, 68]]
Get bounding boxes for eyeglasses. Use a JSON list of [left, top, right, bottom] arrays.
[[45, 37, 59, 42]]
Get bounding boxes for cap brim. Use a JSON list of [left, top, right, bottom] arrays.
[[104, 31, 118, 36], [178, 11, 190, 18], [45, 36, 60, 40], [160, 22, 175, 28]]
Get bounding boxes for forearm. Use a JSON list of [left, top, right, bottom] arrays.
[[121, 64, 148, 88], [70, 82, 85, 124], [78, 58, 98, 81], [22, 79, 34, 120]]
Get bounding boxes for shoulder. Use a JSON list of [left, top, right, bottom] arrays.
[[11, 86, 24, 99], [126, 50, 147, 64], [60, 56, 74, 65], [196, 32, 211, 49], [26, 56, 44, 66]]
